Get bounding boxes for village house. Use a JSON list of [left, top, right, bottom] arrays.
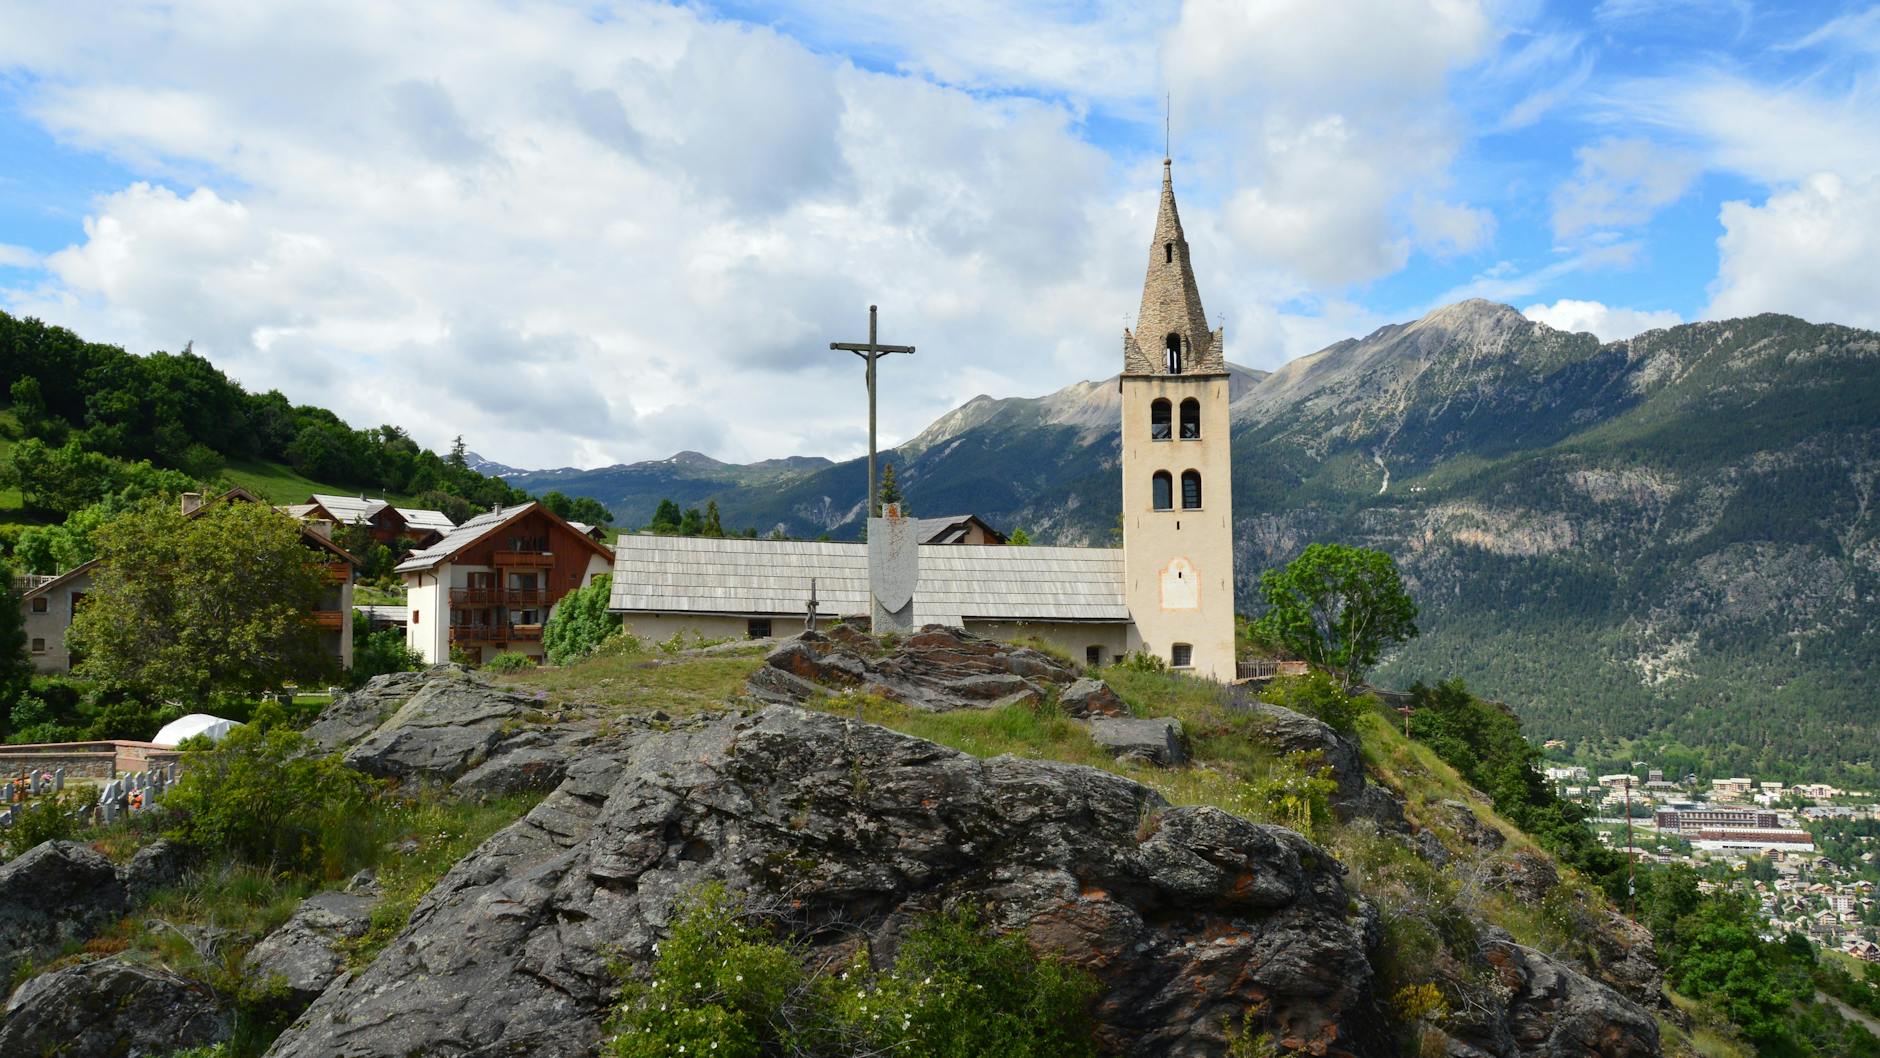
[[605, 159, 1241, 680], [396, 501, 615, 665], [284, 494, 457, 547], [18, 488, 362, 673]]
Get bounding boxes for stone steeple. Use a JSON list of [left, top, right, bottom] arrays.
[[1124, 159, 1226, 376]]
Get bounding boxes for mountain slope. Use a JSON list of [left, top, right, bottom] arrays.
[[511, 302, 1879, 777]]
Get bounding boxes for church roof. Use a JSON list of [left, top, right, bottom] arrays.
[[609, 534, 1129, 624], [1125, 159, 1226, 377]]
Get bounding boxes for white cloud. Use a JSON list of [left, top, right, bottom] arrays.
[[1522, 298, 1682, 340], [1551, 137, 1698, 239], [0, 244, 39, 269], [1706, 173, 1880, 329]]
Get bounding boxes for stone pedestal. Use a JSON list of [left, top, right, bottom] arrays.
[[867, 505, 918, 634]]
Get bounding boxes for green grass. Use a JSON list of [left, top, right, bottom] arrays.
[[216, 457, 421, 508], [498, 637, 770, 716]]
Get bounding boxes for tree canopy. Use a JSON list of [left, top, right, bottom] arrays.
[[542, 573, 620, 665], [1252, 542, 1419, 688], [68, 500, 336, 699]]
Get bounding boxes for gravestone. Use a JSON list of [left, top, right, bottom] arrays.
[[54, 767, 64, 792], [867, 503, 919, 634]]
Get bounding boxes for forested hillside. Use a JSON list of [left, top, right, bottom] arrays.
[[0, 311, 526, 567]]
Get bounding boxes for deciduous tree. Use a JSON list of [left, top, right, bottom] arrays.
[[69, 500, 333, 700], [1252, 543, 1418, 689]]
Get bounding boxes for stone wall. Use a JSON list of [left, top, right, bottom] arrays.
[[0, 741, 181, 780]]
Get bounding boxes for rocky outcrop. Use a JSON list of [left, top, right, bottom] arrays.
[[245, 885, 379, 1009], [302, 666, 627, 789], [1088, 715, 1187, 766], [747, 625, 1080, 711], [0, 956, 226, 1057], [1237, 696, 1400, 825], [1060, 676, 1130, 717], [0, 842, 127, 982], [266, 706, 1392, 1058], [1443, 929, 1661, 1058], [121, 838, 189, 904]]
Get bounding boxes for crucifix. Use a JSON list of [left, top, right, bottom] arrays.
[[830, 304, 916, 518]]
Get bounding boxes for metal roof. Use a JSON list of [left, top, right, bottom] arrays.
[[394, 504, 534, 573], [609, 534, 1129, 623], [309, 494, 390, 524], [393, 507, 457, 533]]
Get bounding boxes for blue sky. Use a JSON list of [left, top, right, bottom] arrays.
[[2, 0, 1877, 468]]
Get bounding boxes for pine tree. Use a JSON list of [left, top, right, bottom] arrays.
[[703, 501, 725, 538], [879, 463, 905, 514], [446, 435, 468, 471]]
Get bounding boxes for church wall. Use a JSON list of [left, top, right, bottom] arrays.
[[961, 620, 1133, 669], [1120, 373, 1237, 681], [622, 612, 770, 646]]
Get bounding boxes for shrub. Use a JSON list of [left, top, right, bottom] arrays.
[[1119, 650, 1167, 674], [1260, 671, 1365, 737], [483, 651, 538, 673], [606, 886, 1100, 1058], [542, 573, 621, 665], [351, 611, 424, 684], [0, 790, 88, 855], [161, 723, 374, 875]]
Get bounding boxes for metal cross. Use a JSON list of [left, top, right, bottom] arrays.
[[829, 304, 915, 519]]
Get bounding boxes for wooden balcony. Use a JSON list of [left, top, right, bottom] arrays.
[[311, 610, 346, 629], [449, 588, 547, 606], [449, 624, 545, 644], [320, 562, 352, 583], [492, 551, 553, 568], [508, 625, 544, 641]]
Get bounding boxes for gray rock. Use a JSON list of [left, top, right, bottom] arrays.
[[1239, 698, 1367, 818], [1446, 929, 1660, 1058], [0, 956, 226, 1057], [303, 669, 433, 754], [450, 744, 570, 800], [120, 838, 189, 904], [244, 889, 378, 1009], [1087, 715, 1187, 767], [1059, 677, 1129, 718], [1439, 799, 1506, 852], [748, 625, 1079, 713], [0, 841, 127, 982], [265, 706, 1388, 1058]]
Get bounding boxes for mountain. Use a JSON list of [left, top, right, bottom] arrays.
[[518, 301, 1880, 779], [481, 449, 834, 524]]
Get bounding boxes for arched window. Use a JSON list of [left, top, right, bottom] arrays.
[[1150, 398, 1171, 440], [1152, 471, 1173, 511], [1164, 333, 1183, 374], [1179, 398, 1200, 439], [1164, 242, 1173, 264], [1181, 469, 1202, 509]]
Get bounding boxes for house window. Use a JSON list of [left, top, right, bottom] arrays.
[[30, 597, 47, 613], [1164, 333, 1183, 374], [748, 618, 773, 639], [1179, 398, 1200, 439], [1085, 645, 1102, 667], [1171, 643, 1193, 669], [1152, 471, 1173, 511], [1150, 399, 1171, 440], [413, 610, 420, 625], [1181, 470, 1202, 509], [30, 638, 45, 654]]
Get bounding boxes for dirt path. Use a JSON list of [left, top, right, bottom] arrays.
[[1818, 990, 1880, 1037]]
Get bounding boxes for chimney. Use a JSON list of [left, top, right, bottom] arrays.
[[180, 492, 203, 516], [306, 518, 333, 539], [491, 502, 502, 515]]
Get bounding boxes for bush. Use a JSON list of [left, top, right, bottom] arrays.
[[350, 611, 424, 685], [483, 652, 538, 673], [1119, 650, 1167, 674], [542, 573, 621, 665], [161, 723, 374, 875], [606, 886, 1100, 1058], [1260, 671, 1365, 736], [0, 790, 87, 855]]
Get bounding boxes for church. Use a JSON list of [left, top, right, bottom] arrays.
[[607, 159, 1238, 680]]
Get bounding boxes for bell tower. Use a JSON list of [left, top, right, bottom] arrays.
[[1120, 159, 1236, 680]]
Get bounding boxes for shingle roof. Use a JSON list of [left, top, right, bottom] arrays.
[[609, 534, 1129, 623], [394, 504, 533, 573], [912, 514, 1004, 545], [393, 507, 456, 533], [309, 494, 390, 525]]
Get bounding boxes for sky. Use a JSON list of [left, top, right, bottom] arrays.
[[1, 0, 1878, 470]]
